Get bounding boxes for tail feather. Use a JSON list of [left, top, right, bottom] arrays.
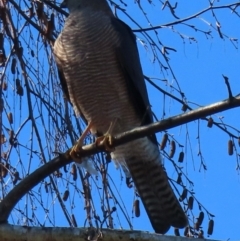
[[113, 137, 188, 234], [127, 155, 187, 233]]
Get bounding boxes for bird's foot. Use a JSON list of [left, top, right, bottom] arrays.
[[96, 134, 115, 152], [70, 141, 83, 163], [70, 122, 93, 163]]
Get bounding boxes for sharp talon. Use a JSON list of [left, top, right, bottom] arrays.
[[97, 135, 115, 152], [70, 144, 83, 163]]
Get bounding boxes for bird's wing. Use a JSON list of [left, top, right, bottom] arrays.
[[111, 18, 154, 127]]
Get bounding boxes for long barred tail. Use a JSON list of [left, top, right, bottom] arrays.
[[112, 137, 188, 234]]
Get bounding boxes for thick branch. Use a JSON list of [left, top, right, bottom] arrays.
[[0, 95, 239, 223], [0, 224, 212, 241]]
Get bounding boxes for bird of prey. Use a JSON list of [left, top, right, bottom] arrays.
[[54, 0, 187, 234]]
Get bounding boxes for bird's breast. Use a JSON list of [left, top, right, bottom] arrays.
[[55, 10, 140, 135]]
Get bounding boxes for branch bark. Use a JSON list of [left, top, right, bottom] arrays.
[[0, 224, 208, 241], [0, 95, 240, 223]]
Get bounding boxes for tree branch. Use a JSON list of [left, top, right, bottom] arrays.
[[0, 95, 240, 223], [0, 224, 206, 241]]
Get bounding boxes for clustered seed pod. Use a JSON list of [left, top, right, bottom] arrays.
[[195, 211, 204, 230], [179, 188, 187, 202], [207, 117, 213, 128], [207, 219, 214, 235], [160, 133, 168, 150], [188, 196, 194, 210], [178, 151, 184, 163], [8, 112, 13, 124], [134, 199, 140, 217], [228, 140, 233, 156], [16, 79, 24, 96], [169, 140, 176, 158], [11, 58, 17, 74], [71, 164, 77, 181], [63, 190, 69, 201]]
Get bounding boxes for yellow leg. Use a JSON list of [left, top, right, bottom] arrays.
[[96, 119, 118, 152], [70, 122, 92, 163]]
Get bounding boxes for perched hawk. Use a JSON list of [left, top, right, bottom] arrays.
[[54, 0, 187, 234]]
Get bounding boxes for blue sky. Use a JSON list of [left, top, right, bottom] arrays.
[[1, 0, 240, 240]]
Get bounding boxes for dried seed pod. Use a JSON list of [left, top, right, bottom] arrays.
[[160, 133, 168, 150], [8, 112, 13, 124], [194, 221, 200, 231], [71, 214, 77, 227], [0, 33, 4, 49], [2, 81, 7, 91], [134, 199, 140, 217], [13, 171, 19, 185], [30, 49, 34, 57], [198, 211, 204, 226], [169, 140, 176, 158], [0, 98, 4, 112], [207, 219, 214, 235], [71, 164, 77, 181], [179, 188, 187, 202], [184, 226, 189, 237], [0, 52, 6, 65], [111, 206, 116, 212], [207, 117, 213, 128], [11, 58, 17, 74], [46, 13, 55, 37], [44, 181, 49, 193], [16, 85, 24, 96], [181, 104, 188, 112], [174, 228, 180, 236], [1, 134, 6, 144], [238, 137, 240, 147], [228, 140, 233, 156], [1, 162, 8, 178], [16, 78, 21, 86], [0, 51, 6, 65], [63, 190, 69, 201], [188, 196, 194, 210], [176, 173, 182, 184], [9, 130, 14, 145], [178, 151, 184, 163]]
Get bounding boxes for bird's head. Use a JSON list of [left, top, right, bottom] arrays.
[[60, 0, 113, 15]]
